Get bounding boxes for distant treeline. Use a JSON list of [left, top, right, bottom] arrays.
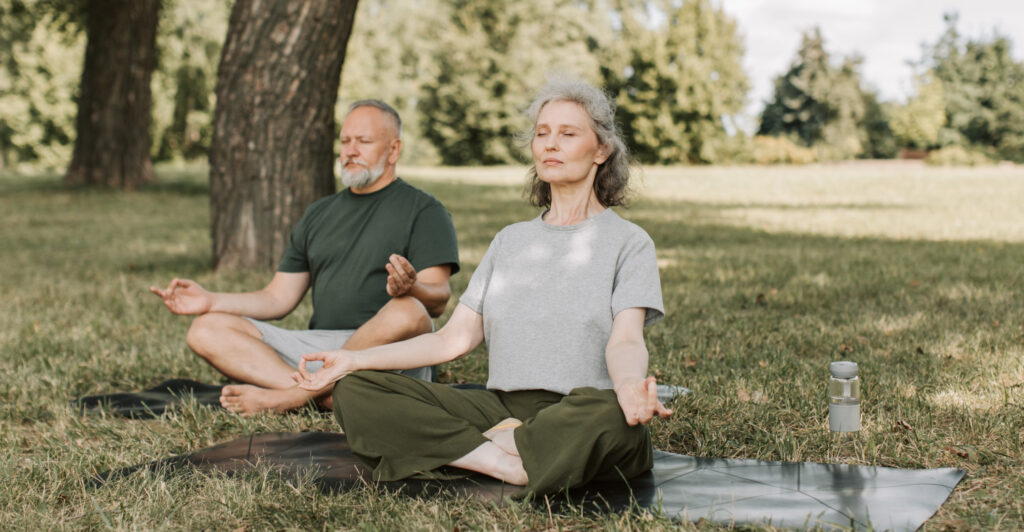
[[2, 0, 1022, 170]]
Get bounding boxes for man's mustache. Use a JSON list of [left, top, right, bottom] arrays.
[[342, 158, 370, 167]]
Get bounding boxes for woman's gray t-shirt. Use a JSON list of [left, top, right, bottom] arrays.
[[459, 208, 664, 394]]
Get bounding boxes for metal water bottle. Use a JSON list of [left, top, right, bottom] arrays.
[[828, 361, 860, 432]]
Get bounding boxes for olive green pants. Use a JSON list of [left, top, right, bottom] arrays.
[[332, 370, 652, 496]]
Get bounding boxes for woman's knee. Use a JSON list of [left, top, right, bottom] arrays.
[[332, 370, 386, 428]]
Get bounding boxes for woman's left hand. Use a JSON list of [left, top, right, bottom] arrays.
[[614, 376, 674, 426]]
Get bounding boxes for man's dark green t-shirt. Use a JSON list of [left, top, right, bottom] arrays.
[[278, 178, 460, 330]]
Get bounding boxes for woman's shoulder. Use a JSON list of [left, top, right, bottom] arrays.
[[602, 209, 656, 244]]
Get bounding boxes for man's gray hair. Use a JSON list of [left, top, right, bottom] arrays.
[[522, 80, 632, 208], [347, 99, 402, 138]]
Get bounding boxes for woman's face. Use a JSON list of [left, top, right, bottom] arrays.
[[532, 100, 608, 186]]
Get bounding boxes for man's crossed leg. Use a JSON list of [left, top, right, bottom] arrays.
[[186, 296, 433, 415]]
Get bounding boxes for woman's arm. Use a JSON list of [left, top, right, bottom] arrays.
[[293, 303, 484, 390], [606, 307, 674, 426]]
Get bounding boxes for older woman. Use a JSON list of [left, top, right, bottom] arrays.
[[294, 80, 671, 495]]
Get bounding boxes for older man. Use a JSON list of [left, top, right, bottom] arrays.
[[151, 100, 459, 415]]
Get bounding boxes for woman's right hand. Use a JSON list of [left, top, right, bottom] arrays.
[[292, 350, 357, 391]]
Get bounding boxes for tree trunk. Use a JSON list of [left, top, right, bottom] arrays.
[[65, 0, 159, 188], [209, 0, 358, 270]]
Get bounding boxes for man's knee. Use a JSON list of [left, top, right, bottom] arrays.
[[380, 296, 432, 337], [186, 312, 257, 356]]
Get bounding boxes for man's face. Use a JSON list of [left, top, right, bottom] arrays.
[[338, 107, 398, 189]]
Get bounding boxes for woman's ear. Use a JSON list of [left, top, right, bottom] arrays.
[[595, 144, 610, 165]]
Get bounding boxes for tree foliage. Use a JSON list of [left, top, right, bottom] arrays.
[[417, 0, 605, 165], [925, 13, 1024, 162], [0, 1, 83, 170], [758, 28, 867, 159], [607, 0, 748, 164], [889, 75, 945, 150], [152, 0, 230, 162]]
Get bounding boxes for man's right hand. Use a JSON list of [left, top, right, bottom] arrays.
[[149, 278, 214, 315]]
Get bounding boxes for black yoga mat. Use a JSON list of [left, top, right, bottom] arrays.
[[96, 431, 963, 530], [71, 379, 224, 418], [71, 380, 689, 419]]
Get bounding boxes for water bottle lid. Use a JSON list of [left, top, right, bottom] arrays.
[[829, 361, 858, 378]]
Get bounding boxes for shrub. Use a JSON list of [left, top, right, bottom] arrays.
[[924, 145, 994, 166], [752, 135, 816, 165]]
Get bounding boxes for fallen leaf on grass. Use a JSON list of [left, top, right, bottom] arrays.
[[893, 419, 913, 433], [943, 446, 969, 458], [682, 358, 697, 368], [738, 389, 767, 403], [758, 359, 767, 368], [839, 344, 854, 354]]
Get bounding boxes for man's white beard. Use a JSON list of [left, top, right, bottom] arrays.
[[340, 158, 386, 189]]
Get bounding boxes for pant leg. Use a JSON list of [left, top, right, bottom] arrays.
[[333, 370, 512, 481], [508, 387, 653, 496]]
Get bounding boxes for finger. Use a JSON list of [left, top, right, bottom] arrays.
[[395, 255, 417, 277], [646, 377, 659, 410], [385, 275, 398, 296], [149, 286, 166, 297], [298, 355, 322, 381], [656, 401, 674, 418], [388, 256, 411, 284], [385, 264, 403, 288]]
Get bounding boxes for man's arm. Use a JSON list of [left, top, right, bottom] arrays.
[[384, 254, 452, 317], [150, 271, 311, 320]]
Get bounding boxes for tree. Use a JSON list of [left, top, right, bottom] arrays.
[[152, 0, 230, 162], [758, 28, 865, 159], [65, 0, 160, 188], [857, 89, 899, 159], [209, 0, 359, 270], [926, 13, 1024, 161], [607, 0, 749, 164], [417, 0, 605, 165], [889, 75, 945, 150]]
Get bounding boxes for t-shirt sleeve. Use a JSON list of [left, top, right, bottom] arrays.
[[458, 232, 500, 314], [611, 232, 665, 327], [278, 212, 311, 273], [407, 200, 461, 275]]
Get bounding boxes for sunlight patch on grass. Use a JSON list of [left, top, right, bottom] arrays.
[[643, 162, 1024, 242], [928, 387, 1005, 412], [872, 312, 925, 336]]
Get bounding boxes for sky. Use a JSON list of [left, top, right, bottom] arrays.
[[717, 0, 1024, 128]]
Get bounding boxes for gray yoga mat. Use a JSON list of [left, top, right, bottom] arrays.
[[96, 431, 963, 530]]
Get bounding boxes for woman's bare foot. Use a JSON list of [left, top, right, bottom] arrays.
[[483, 417, 522, 457], [219, 384, 314, 415], [449, 441, 528, 485]]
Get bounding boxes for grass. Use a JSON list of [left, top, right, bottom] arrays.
[[1, 161, 1022, 530]]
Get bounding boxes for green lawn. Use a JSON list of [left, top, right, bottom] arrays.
[[1, 162, 1022, 530]]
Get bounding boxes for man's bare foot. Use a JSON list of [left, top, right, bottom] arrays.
[[483, 417, 522, 457], [219, 384, 314, 416]]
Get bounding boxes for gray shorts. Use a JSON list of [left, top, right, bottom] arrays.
[[245, 318, 432, 381]]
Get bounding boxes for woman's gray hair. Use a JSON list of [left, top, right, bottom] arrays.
[[523, 80, 632, 208]]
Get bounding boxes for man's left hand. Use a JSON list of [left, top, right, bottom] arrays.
[[385, 254, 418, 297]]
